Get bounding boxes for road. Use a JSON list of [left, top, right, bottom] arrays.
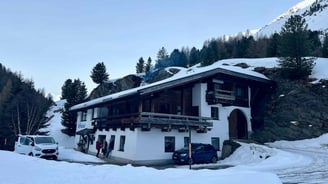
[[274, 148, 328, 184]]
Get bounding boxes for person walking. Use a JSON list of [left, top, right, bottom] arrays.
[[102, 140, 108, 159], [96, 139, 102, 157], [106, 139, 114, 158]]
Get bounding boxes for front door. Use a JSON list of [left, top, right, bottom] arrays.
[[228, 109, 248, 139], [15, 137, 33, 155]]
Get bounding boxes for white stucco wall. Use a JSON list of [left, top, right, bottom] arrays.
[[133, 129, 210, 161], [91, 129, 138, 160]]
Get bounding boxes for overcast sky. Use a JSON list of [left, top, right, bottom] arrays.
[[0, 0, 304, 100]]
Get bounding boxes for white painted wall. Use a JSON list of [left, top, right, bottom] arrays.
[[89, 128, 216, 162], [133, 128, 216, 161], [89, 129, 138, 160]]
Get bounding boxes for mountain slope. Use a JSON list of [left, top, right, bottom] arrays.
[[40, 100, 75, 149], [255, 0, 328, 37]]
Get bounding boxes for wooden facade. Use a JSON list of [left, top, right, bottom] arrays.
[[89, 85, 212, 133]]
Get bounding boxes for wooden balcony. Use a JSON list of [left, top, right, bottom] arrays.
[[92, 112, 212, 132], [206, 89, 236, 105]]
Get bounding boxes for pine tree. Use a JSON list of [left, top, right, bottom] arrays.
[[145, 57, 152, 73], [61, 79, 87, 136], [90, 62, 109, 84], [156, 47, 169, 61], [136, 57, 145, 73], [189, 47, 200, 66], [277, 15, 315, 80], [61, 79, 73, 100], [169, 49, 188, 67], [155, 47, 170, 69], [200, 45, 216, 66], [267, 33, 280, 57]]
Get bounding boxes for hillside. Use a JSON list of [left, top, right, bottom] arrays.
[[40, 99, 75, 149], [252, 61, 328, 142], [255, 0, 328, 37]]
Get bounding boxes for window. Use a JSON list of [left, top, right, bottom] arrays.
[[92, 108, 95, 119], [109, 135, 115, 150], [81, 110, 87, 121], [177, 105, 182, 115], [93, 107, 108, 119], [143, 99, 151, 112], [119, 136, 125, 152], [211, 137, 220, 151], [23, 137, 32, 145], [164, 136, 175, 152], [112, 107, 120, 116], [19, 137, 26, 144], [184, 137, 189, 147], [98, 107, 108, 118], [236, 86, 247, 98], [214, 83, 223, 91], [211, 107, 219, 120]]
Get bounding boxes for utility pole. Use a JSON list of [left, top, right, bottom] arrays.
[[189, 127, 192, 170]]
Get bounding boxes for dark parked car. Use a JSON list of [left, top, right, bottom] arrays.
[[172, 143, 218, 165]]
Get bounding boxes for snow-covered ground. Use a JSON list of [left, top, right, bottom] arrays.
[[2, 57, 328, 184], [3, 133, 328, 184], [268, 135, 328, 183]]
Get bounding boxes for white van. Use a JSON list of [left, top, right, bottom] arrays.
[[14, 135, 59, 160]]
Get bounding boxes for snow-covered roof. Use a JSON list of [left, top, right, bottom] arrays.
[[70, 59, 273, 111]]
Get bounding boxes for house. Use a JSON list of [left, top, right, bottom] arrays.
[[70, 63, 273, 165]]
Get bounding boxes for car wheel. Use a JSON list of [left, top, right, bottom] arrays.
[[28, 152, 33, 156], [211, 156, 218, 163]]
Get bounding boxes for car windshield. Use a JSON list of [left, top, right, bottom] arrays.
[[34, 137, 56, 144]]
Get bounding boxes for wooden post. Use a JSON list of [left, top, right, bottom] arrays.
[[189, 127, 192, 170]]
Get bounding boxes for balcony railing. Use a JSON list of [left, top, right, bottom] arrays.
[[92, 112, 212, 131], [139, 112, 212, 127], [206, 89, 236, 105]]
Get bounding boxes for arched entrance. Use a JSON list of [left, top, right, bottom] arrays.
[[228, 109, 248, 139]]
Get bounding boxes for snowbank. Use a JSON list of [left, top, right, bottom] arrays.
[[220, 143, 312, 172], [268, 133, 328, 152], [0, 151, 281, 184]]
